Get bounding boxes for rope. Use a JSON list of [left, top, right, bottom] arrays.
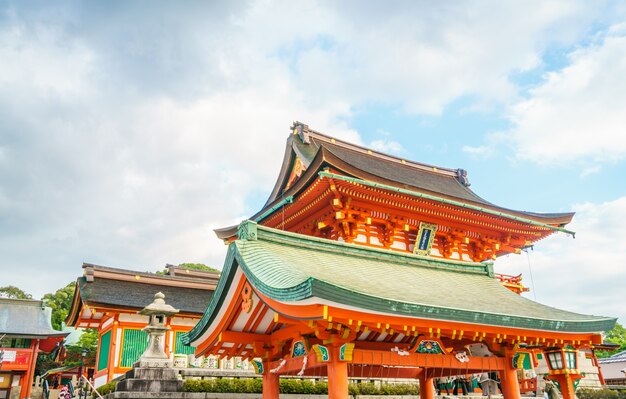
[[297, 355, 308, 376], [524, 247, 538, 301], [270, 359, 286, 373]]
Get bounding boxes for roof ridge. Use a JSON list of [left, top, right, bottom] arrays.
[[238, 220, 494, 276], [293, 121, 461, 178], [0, 298, 44, 307], [82, 262, 219, 284]]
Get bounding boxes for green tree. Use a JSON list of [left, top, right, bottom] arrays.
[[177, 263, 219, 272], [596, 322, 626, 359], [42, 282, 76, 330], [155, 263, 219, 275], [63, 329, 98, 367], [0, 285, 32, 299]]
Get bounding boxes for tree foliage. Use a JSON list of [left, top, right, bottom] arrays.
[[63, 329, 98, 367], [596, 322, 626, 359], [155, 263, 219, 275], [177, 263, 219, 272], [42, 282, 76, 330], [0, 285, 32, 299]]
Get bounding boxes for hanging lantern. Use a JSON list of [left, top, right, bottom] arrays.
[[544, 347, 579, 373]]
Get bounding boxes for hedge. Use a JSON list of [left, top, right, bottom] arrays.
[[96, 381, 117, 396], [183, 378, 420, 395], [577, 388, 626, 399]]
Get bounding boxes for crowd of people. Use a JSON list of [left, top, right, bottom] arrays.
[[435, 371, 502, 397], [435, 373, 560, 398]]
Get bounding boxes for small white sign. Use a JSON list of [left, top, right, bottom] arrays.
[[2, 351, 16, 362]]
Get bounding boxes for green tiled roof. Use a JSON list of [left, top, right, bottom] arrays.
[[187, 222, 615, 344]]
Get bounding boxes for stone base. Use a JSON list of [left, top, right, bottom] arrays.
[[115, 379, 182, 393], [115, 367, 182, 393]]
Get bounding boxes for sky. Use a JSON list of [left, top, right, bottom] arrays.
[[1, 1, 625, 325]]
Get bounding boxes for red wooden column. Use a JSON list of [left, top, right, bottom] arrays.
[[418, 372, 435, 399], [550, 374, 576, 399], [262, 362, 280, 399], [327, 346, 349, 399], [23, 339, 40, 399], [501, 350, 521, 399]]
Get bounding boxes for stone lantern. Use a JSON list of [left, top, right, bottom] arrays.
[[136, 292, 179, 368]]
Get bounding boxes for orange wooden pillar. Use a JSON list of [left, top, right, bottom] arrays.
[[23, 338, 40, 399], [327, 345, 349, 399], [107, 320, 119, 382], [550, 374, 577, 399], [418, 372, 435, 399], [262, 363, 280, 399], [501, 350, 521, 399]]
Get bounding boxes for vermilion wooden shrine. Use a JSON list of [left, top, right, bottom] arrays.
[[187, 123, 616, 399], [0, 299, 68, 399], [65, 263, 219, 387]]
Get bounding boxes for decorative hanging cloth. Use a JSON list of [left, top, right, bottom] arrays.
[[391, 346, 410, 356], [456, 351, 470, 363], [270, 359, 287, 374], [297, 355, 308, 376]]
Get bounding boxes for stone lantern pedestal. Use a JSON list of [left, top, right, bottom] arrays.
[[114, 292, 183, 394]]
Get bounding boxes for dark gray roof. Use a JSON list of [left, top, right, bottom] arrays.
[[314, 138, 491, 205], [0, 299, 68, 338], [599, 350, 626, 364], [267, 123, 574, 221], [77, 276, 212, 315], [216, 123, 574, 240]]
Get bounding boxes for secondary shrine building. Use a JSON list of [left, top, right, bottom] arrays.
[[187, 123, 616, 399], [65, 263, 219, 387], [0, 298, 68, 399]]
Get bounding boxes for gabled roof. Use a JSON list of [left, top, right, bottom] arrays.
[[190, 221, 615, 344], [267, 122, 486, 206], [0, 298, 68, 338], [65, 263, 218, 326], [215, 122, 574, 239]]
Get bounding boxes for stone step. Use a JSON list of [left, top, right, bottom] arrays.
[[115, 378, 182, 393]]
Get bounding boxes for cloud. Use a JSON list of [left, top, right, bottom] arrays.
[[290, 0, 602, 114], [580, 165, 602, 178], [507, 27, 626, 165], [0, 0, 620, 299], [369, 139, 404, 155], [496, 196, 626, 324], [462, 144, 494, 158]]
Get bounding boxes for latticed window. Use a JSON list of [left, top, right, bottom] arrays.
[[547, 352, 564, 369], [120, 329, 148, 368], [174, 331, 195, 355]]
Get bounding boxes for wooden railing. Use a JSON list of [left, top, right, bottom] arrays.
[[495, 273, 529, 294]]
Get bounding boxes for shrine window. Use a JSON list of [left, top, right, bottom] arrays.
[[0, 337, 31, 348], [547, 352, 564, 369], [565, 351, 577, 369]]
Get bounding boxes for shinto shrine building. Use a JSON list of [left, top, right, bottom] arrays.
[[0, 298, 68, 399], [65, 263, 219, 387], [186, 123, 616, 399]]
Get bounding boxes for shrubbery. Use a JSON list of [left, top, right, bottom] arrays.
[[183, 378, 419, 395], [184, 378, 263, 393], [578, 388, 626, 399], [96, 381, 117, 396]]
